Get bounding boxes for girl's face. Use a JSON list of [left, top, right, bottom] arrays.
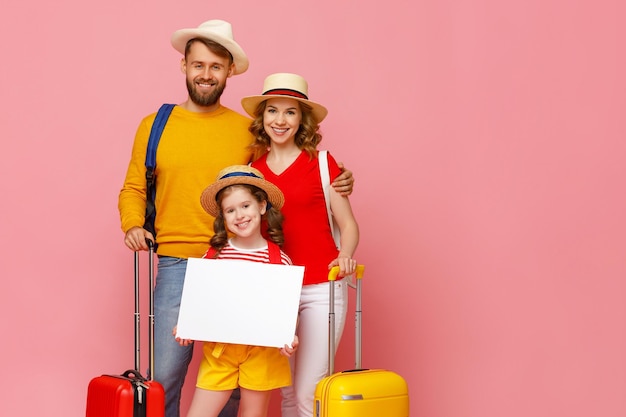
[[263, 97, 302, 147], [220, 186, 266, 241]]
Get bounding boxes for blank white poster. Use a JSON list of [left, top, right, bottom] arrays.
[[175, 258, 304, 348]]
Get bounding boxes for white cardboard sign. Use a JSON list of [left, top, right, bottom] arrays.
[[175, 258, 304, 348]]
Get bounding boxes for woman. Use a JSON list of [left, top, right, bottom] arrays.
[[242, 73, 360, 417]]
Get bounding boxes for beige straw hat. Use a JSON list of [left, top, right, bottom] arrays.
[[241, 73, 328, 122], [200, 165, 284, 217], [171, 19, 249, 75]]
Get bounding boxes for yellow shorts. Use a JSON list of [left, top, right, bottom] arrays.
[[197, 342, 292, 391]]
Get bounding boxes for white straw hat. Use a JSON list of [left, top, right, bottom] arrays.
[[171, 19, 249, 75]]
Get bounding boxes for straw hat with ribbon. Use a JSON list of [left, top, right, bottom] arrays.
[[200, 165, 284, 217], [241, 73, 328, 122]]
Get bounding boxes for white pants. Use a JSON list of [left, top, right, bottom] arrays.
[[281, 279, 348, 417]]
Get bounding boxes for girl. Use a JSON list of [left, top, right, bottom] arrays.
[[242, 73, 360, 417], [175, 165, 299, 417]]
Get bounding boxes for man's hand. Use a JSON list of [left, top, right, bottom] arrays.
[[331, 162, 355, 196], [124, 226, 154, 251]]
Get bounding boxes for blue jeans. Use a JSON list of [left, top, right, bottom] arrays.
[[154, 256, 240, 417]]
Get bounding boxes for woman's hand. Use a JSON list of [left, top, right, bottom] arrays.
[[328, 255, 357, 278]]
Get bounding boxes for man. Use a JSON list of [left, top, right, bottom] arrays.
[[118, 20, 353, 417]]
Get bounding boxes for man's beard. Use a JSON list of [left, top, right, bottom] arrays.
[[186, 78, 227, 107]]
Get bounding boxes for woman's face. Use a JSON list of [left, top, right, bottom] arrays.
[[263, 97, 302, 147]]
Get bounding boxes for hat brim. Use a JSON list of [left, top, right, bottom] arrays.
[[171, 29, 249, 75], [241, 95, 328, 123], [200, 176, 284, 218]]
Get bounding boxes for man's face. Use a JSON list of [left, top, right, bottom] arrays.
[[181, 41, 233, 109]]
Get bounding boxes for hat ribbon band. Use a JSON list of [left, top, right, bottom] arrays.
[[262, 88, 308, 100], [220, 171, 263, 180]]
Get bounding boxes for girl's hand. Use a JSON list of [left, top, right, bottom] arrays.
[[172, 325, 193, 347], [280, 335, 299, 357], [328, 255, 357, 277]]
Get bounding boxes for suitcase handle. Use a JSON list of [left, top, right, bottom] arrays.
[[328, 264, 365, 281], [133, 239, 156, 381], [122, 369, 146, 381], [328, 265, 365, 374]]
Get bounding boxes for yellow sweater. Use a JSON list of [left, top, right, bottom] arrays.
[[118, 105, 253, 258]]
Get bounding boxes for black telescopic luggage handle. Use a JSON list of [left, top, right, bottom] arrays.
[[134, 239, 156, 380]]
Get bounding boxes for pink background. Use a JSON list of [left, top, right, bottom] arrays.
[[1, 1, 625, 416]]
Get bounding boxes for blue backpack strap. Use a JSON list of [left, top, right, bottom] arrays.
[[143, 103, 175, 239], [145, 104, 176, 172]]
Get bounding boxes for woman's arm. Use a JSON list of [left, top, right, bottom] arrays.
[[328, 187, 360, 276]]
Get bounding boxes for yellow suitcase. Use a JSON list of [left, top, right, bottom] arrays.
[[313, 266, 410, 416]]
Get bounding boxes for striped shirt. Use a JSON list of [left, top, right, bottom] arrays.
[[203, 240, 292, 265]]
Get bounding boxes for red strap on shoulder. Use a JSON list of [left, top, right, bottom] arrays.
[[204, 243, 281, 263], [267, 241, 282, 264]]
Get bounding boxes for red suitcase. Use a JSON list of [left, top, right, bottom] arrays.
[[86, 241, 165, 417], [313, 265, 410, 416]]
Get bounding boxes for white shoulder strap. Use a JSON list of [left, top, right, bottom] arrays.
[[319, 150, 340, 248]]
